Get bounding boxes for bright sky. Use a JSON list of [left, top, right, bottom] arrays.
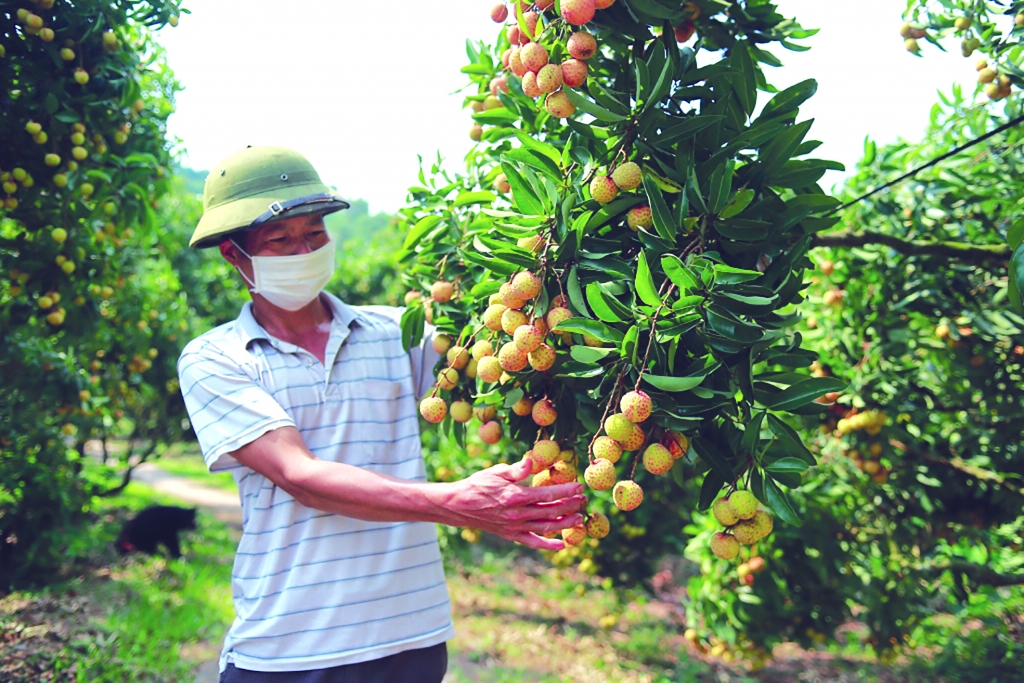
[[159, 0, 980, 213]]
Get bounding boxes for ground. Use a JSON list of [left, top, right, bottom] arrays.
[[0, 447, 1006, 682]]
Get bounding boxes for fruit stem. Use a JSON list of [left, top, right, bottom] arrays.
[[587, 363, 627, 462]]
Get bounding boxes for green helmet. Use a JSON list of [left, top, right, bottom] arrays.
[[189, 146, 350, 249]]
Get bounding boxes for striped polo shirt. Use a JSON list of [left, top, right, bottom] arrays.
[[176, 292, 453, 673]]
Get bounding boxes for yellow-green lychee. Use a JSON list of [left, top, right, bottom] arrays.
[[584, 458, 616, 491], [611, 161, 642, 190], [713, 497, 739, 526], [642, 443, 673, 475], [593, 436, 622, 463], [604, 413, 633, 441], [710, 531, 740, 560], [728, 490, 758, 520], [586, 512, 610, 539], [732, 518, 760, 545], [612, 480, 643, 511]]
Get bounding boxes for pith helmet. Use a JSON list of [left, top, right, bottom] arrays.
[[189, 146, 350, 249]]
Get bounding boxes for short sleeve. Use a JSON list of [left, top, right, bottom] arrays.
[[357, 305, 441, 399], [177, 342, 296, 472]]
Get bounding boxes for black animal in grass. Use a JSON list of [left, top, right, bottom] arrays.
[[116, 505, 198, 559]]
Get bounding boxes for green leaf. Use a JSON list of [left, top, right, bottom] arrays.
[[570, 346, 617, 364], [635, 250, 662, 307], [585, 196, 643, 230], [513, 129, 561, 164], [400, 304, 425, 353], [1008, 216, 1024, 250], [757, 79, 817, 122], [500, 162, 546, 216], [766, 415, 815, 465], [567, 265, 592, 318], [713, 264, 762, 284], [739, 411, 766, 458], [661, 255, 701, 293], [453, 191, 496, 207], [586, 282, 626, 323], [641, 374, 705, 392], [707, 161, 733, 215], [692, 437, 735, 483], [554, 318, 624, 343], [652, 115, 724, 146], [1013, 243, 1024, 312], [698, 470, 725, 512], [402, 215, 442, 250], [765, 477, 801, 526], [472, 108, 520, 123], [718, 188, 754, 219], [756, 377, 846, 412], [764, 457, 810, 474], [562, 86, 629, 122], [644, 174, 676, 241]]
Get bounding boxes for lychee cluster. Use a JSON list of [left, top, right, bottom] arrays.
[[589, 160, 643, 205], [708, 491, 773, 560], [836, 409, 886, 436]]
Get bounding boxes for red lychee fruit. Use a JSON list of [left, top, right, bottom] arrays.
[[545, 306, 573, 333], [432, 334, 452, 354], [594, 0, 616, 8], [561, 59, 588, 88], [663, 430, 689, 459], [512, 397, 535, 416], [498, 342, 529, 372], [545, 91, 576, 118], [550, 460, 577, 484], [536, 64, 563, 93], [620, 423, 645, 451], [710, 532, 740, 560], [447, 346, 469, 370], [520, 42, 549, 73], [509, 47, 528, 77], [532, 398, 558, 426], [584, 458, 616, 490], [590, 176, 619, 204], [627, 205, 653, 231], [419, 396, 447, 423], [477, 356, 503, 383], [512, 270, 543, 299], [431, 280, 454, 303], [562, 524, 588, 545], [501, 308, 528, 336], [612, 480, 643, 511], [479, 420, 503, 444], [619, 390, 652, 423], [567, 31, 597, 60], [562, 0, 596, 25], [675, 21, 695, 43], [483, 304, 507, 331], [532, 439, 561, 467], [514, 324, 544, 353], [593, 436, 622, 463], [586, 512, 610, 539], [472, 340, 494, 360], [490, 76, 510, 95], [450, 400, 473, 423], [642, 443, 673, 475], [528, 343, 555, 371], [522, 71, 542, 98], [490, 3, 508, 22]]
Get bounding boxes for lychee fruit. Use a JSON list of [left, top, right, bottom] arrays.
[[522, 71, 542, 98], [520, 42, 549, 73], [533, 469, 553, 487], [501, 308, 528, 335], [501, 48, 512, 69], [620, 424, 645, 451], [450, 400, 473, 423], [674, 21, 695, 42], [536, 0, 555, 9], [490, 76, 510, 95], [642, 443, 673, 475], [710, 532, 740, 560], [499, 342, 528, 372], [545, 91, 576, 118], [437, 367, 459, 391], [483, 304, 507, 331], [567, 31, 597, 60], [509, 47, 528, 77], [545, 306, 572, 332], [405, 290, 423, 305], [626, 205, 653, 231], [751, 510, 773, 539], [466, 358, 478, 379], [550, 460, 577, 484], [532, 439, 561, 467], [532, 398, 558, 426], [595, 0, 616, 7], [536, 64, 563, 93], [483, 95, 504, 110], [604, 413, 633, 441], [562, 524, 588, 546], [727, 490, 758, 520], [474, 405, 498, 422], [494, 173, 511, 193], [506, 24, 523, 46], [512, 270, 543, 299], [528, 344, 555, 371], [431, 280, 454, 303], [513, 324, 543, 353], [663, 430, 689, 459], [612, 480, 643, 511], [561, 59, 588, 88], [731, 518, 760, 545], [432, 334, 452, 354], [590, 176, 619, 204], [477, 356, 504, 383], [620, 390, 652, 423], [490, 4, 508, 22], [419, 397, 447, 423], [713, 498, 739, 526], [499, 283, 527, 309], [479, 420, 503, 444], [586, 512, 610, 539], [611, 162, 642, 191], [748, 556, 765, 573], [447, 346, 469, 370], [561, 0, 596, 25], [518, 234, 543, 252], [593, 436, 622, 463], [512, 397, 535, 416], [472, 340, 495, 360], [584, 458, 616, 490]]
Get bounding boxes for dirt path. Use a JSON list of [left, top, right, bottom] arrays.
[[133, 462, 243, 529]]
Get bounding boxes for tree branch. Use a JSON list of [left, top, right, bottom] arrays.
[[811, 230, 1011, 267], [928, 561, 1024, 588]]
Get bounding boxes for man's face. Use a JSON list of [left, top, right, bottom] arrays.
[[218, 213, 329, 281]]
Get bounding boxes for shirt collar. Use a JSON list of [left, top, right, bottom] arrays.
[[235, 292, 360, 348]]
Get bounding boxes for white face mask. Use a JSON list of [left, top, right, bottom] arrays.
[[232, 238, 336, 311]]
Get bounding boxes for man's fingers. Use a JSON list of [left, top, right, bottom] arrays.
[[513, 531, 566, 552], [521, 482, 584, 503], [497, 457, 533, 483], [514, 495, 587, 521], [515, 514, 584, 535]]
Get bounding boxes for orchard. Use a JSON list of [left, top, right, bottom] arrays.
[[398, 0, 1024, 669]]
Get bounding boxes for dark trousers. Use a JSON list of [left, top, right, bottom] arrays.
[[219, 643, 448, 683]]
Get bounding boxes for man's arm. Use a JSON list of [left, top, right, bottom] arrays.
[[232, 427, 587, 551]]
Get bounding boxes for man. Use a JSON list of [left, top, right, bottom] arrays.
[[177, 146, 586, 682]]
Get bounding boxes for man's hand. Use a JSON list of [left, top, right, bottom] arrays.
[[441, 457, 587, 551]]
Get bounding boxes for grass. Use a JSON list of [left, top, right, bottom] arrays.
[[152, 445, 237, 492], [0, 482, 236, 682]]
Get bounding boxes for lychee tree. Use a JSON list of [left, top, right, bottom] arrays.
[[0, 0, 199, 586], [397, 0, 845, 655]]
